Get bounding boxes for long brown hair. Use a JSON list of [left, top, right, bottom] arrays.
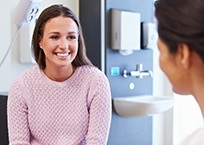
[[32, 4, 92, 69]]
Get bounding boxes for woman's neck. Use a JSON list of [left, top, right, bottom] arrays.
[[192, 74, 204, 117], [43, 65, 76, 82], [194, 88, 204, 117], [189, 53, 204, 117]]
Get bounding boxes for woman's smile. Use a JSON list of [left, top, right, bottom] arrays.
[[39, 16, 79, 68], [56, 52, 69, 56]]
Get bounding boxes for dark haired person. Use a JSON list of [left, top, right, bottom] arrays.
[[155, 0, 204, 144], [8, 4, 111, 145]]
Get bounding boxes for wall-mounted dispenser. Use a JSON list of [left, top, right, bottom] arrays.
[[111, 9, 141, 55], [142, 22, 158, 49]]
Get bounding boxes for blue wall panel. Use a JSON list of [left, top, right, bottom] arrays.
[[105, 0, 154, 145], [80, 0, 154, 144]]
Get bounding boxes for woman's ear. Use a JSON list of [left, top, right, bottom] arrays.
[[39, 44, 42, 49], [177, 43, 191, 69], [38, 37, 43, 49]]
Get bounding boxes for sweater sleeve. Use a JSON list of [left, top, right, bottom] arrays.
[[86, 71, 112, 145], [7, 78, 31, 145]]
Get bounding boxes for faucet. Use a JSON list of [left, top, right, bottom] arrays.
[[122, 64, 153, 78]]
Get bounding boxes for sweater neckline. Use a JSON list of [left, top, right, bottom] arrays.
[[38, 66, 81, 87]]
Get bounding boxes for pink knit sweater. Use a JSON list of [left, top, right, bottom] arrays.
[[8, 65, 112, 145]]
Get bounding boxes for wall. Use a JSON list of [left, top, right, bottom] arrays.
[[0, 1, 12, 92], [152, 43, 174, 145], [79, 0, 172, 145], [106, 1, 153, 144], [0, 0, 79, 92]]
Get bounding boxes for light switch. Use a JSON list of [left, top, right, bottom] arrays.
[[110, 67, 120, 76]]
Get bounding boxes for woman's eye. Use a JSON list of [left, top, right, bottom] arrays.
[[50, 36, 59, 39], [68, 35, 77, 40]]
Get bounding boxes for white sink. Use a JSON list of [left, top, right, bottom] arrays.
[[113, 95, 175, 117]]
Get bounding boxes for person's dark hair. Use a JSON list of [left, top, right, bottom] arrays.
[[154, 0, 204, 61], [32, 4, 92, 69]]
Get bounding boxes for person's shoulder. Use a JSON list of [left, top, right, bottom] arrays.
[[13, 65, 39, 83], [79, 65, 104, 75], [180, 127, 204, 145], [77, 65, 109, 82], [9, 66, 39, 90], [20, 65, 39, 77], [85, 65, 110, 83]]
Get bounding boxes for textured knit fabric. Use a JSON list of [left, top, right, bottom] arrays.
[[8, 65, 112, 145], [179, 127, 204, 145]]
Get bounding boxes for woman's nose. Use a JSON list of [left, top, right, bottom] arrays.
[[58, 38, 68, 49]]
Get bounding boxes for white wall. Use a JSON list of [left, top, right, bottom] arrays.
[[151, 3, 174, 143], [0, 1, 12, 92], [152, 38, 175, 145], [0, 0, 79, 92]]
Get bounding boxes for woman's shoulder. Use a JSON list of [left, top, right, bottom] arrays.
[[180, 127, 204, 145], [76, 65, 109, 83], [20, 65, 39, 77], [12, 66, 40, 84], [9, 66, 39, 93], [78, 65, 105, 76]]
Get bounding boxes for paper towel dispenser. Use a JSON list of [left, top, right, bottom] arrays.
[[111, 9, 141, 55]]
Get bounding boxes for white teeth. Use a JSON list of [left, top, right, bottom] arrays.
[[56, 53, 69, 57]]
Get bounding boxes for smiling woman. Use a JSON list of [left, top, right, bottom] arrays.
[[38, 16, 79, 81], [7, 4, 112, 145]]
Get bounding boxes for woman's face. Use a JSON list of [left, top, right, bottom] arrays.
[[157, 38, 190, 94], [39, 16, 78, 69]]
